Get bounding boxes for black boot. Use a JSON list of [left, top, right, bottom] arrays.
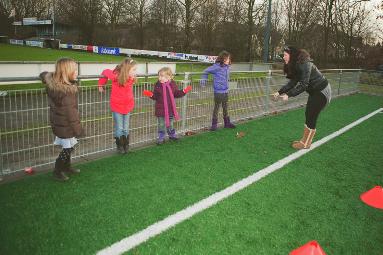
[[115, 137, 124, 154], [122, 135, 129, 154], [120, 135, 128, 154], [53, 158, 69, 181], [64, 154, 80, 174]]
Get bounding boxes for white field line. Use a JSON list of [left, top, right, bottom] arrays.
[[97, 107, 383, 255]]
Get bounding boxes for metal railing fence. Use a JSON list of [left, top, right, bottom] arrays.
[[0, 69, 371, 176]]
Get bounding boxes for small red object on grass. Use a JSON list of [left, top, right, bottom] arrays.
[[360, 186, 383, 209], [24, 167, 34, 175], [290, 240, 326, 255]]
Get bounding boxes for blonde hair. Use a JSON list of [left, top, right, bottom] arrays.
[[115, 58, 137, 86], [158, 67, 174, 80], [53, 58, 77, 86]]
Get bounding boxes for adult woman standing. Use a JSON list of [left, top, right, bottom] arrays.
[[273, 46, 331, 149]]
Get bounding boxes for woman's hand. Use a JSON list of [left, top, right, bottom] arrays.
[[280, 94, 289, 101], [98, 86, 104, 93]]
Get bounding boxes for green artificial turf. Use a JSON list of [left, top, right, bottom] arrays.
[[131, 99, 383, 255], [0, 93, 382, 255]]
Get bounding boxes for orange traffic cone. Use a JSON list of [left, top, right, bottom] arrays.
[[290, 240, 327, 255], [360, 186, 383, 209]]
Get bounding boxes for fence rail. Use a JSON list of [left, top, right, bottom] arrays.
[[0, 69, 377, 176]]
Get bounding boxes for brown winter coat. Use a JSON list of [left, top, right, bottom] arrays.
[[40, 72, 83, 138]]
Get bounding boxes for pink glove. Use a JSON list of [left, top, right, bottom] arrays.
[[143, 90, 153, 97], [183, 85, 192, 94]]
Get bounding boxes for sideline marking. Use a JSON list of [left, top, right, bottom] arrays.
[[97, 108, 383, 255]]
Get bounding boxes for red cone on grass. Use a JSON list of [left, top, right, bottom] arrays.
[[290, 240, 327, 255], [360, 186, 383, 209]]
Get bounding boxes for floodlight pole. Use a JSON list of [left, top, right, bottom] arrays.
[[52, 0, 55, 39], [263, 0, 272, 63]]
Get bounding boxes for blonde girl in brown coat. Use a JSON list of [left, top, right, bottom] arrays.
[[40, 58, 83, 181]]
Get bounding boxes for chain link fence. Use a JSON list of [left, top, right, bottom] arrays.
[[1, 69, 378, 176]]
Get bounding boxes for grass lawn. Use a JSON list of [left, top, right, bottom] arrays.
[[0, 93, 382, 255], [0, 43, 160, 62]]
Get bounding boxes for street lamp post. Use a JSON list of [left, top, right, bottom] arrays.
[[52, 0, 55, 39], [263, 0, 272, 63]]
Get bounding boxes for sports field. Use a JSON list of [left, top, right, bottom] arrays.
[[0, 93, 382, 255]]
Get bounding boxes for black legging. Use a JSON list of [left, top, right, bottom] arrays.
[[213, 93, 229, 119], [57, 148, 74, 162], [305, 92, 327, 129]]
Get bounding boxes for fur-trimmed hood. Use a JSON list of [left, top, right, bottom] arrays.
[[40, 71, 78, 94]]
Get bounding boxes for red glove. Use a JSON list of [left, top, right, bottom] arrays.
[[143, 90, 153, 97], [183, 85, 192, 94]]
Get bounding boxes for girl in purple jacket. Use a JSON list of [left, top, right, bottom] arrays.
[[143, 67, 192, 144], [200, 51, 236, 131]]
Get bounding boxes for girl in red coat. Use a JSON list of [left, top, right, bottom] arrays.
[[98, 58, 137, 154], [143, 67, 192, 144]]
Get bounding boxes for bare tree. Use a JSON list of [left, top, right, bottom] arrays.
[[148, 0, 180, 50], [9, 0, 51, 19], [126, 0, 150, 49], [320, 0, 335, 63], [244, 0, 264, 61], [283, 0, 321, 46], [176, 0, 208, 52], [270, 0, 283, 60], [102, 0, 128, 31], [194, 0, 221, 54], [0, 0, 13, 35], [57, 0, 103, 44], [336, 0, 371, 59]]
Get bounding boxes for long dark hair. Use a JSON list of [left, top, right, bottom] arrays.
[[215, 50, 231, 66], [283, 46, 311, 79]]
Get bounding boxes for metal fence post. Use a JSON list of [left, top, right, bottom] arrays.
[[337, 69, 343, 96], [77, 61, 82, 86], [145, 62, 149, 83], [181, 72, 190, 132], [356, 69, 361, 92], [264, 69, 272, 114]]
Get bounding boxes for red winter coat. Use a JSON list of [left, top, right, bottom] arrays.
[[98, 69, 135, 114]]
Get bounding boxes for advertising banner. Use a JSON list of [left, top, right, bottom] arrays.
[[25, 40, 44, 48], [97, 46, 120, 55], [9, 39, 24, 45]]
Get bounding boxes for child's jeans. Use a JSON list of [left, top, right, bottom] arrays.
[[113, 112, 130, 138], [157, 116, 174, 132]]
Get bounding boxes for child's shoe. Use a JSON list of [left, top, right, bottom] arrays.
[[224, 116, 236, 128], [210, 118, 218, 131], [167, 129, 179, 141], [157, 131, 166, 145]]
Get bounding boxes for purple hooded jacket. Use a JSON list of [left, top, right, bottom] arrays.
[[201, 63, 230, 93]]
